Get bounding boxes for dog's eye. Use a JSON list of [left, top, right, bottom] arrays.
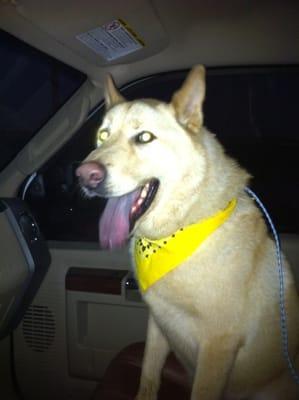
[[96, 129, 110, 147], [135, 131, 156, 144]]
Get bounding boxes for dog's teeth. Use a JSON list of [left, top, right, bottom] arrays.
[[137, 198, 144, 206], [141, 188, 148, 199], [132, 205, 137, 213]]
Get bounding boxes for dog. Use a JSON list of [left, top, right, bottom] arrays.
[[76, 65, 299, 399]]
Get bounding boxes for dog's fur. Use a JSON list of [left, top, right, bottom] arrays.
[[81, 66, 299, 399]]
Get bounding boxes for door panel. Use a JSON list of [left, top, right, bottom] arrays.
[[13, 243, 148, 400]]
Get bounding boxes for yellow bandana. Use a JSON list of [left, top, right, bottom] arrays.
[[134, 199, 237, 292]]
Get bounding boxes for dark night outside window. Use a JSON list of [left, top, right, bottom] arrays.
[[0, 29, 86, 171]]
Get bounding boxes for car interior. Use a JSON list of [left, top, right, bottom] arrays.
[[0, 1, 299, 399]]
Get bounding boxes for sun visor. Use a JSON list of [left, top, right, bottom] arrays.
[[11, 0, 169, 66]]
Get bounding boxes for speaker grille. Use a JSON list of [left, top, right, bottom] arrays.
[[22, 305, 55, 352]]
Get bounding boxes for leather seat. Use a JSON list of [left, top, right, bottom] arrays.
[[93, 342, 191, 400]]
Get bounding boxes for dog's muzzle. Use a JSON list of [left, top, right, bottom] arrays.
[[76, 161, 106, 191]]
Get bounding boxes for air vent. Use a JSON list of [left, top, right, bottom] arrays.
[[22, 305, 55, 352]]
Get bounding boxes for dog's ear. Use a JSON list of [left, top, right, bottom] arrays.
[[104, 74, 125, 109], [171, 65, 206, 133]]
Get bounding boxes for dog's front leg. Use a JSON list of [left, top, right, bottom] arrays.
[[135, 314, 170, 400], [191, 334, 240, 400]]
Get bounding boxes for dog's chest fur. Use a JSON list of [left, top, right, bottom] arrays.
[[147, 289, 199, 372]]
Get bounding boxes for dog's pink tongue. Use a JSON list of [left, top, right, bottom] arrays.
[[99, 191, 139, 249]]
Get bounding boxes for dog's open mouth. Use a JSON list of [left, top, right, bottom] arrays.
[[99, 179, 159, 249]]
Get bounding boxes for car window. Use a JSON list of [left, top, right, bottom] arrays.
[[0, 29, 86, 171], [23, 67, 299, 242]]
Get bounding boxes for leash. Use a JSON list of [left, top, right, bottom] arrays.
[[245, 187, 299, 384]]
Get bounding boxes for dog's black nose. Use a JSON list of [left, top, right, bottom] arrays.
[[76, 161, 106, 189]]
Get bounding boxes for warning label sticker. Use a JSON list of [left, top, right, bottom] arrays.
[[76, 19, 144, 61]]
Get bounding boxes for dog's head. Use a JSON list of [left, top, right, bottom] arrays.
[[77, 66, 208, 249]]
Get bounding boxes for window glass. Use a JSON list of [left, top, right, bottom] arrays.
[[24, 67, 299, 242], [0, 29, 86, 170]]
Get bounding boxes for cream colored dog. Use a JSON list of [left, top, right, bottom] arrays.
[[76, 66, 299, 399]]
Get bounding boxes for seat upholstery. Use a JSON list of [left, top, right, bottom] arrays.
[[93, 342, 190, 400]]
